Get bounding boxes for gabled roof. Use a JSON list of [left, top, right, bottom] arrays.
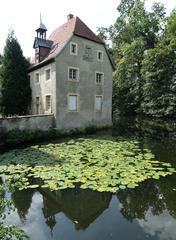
[[29, 16, 115, 71]]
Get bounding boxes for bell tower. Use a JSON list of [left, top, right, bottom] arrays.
[[33, 14, 53, 63], [36, 14, 47, 40]]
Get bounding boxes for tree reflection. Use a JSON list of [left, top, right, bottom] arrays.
[[11, 189, 34, 222], [117, 176, 176, 222], [117, 181, 165, 221], [0, 182, 29, 239], [158, 175, 176, 219]]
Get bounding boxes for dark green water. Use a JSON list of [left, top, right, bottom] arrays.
[[1, 117, 176, 240]]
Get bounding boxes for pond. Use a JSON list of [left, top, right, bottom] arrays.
[[0, 116, 176, 240]]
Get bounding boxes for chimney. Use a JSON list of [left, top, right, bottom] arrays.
[[67, 14, 74, 21]]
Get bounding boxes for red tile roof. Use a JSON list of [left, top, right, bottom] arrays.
[[29, 16, 104, 71], [49, 16, 103, 55]]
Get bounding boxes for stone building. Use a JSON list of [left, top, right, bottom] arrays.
[[28, 14, 114, 130]]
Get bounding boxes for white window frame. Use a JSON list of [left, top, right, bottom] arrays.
[[68, 67, 79, 82], [70, 42, 78, 55], [95, 95, 103, 112], [95, 71, 104, 85], [35, 72, 40, 84], [97, 50, 103, 62], [45, 94, 52, 113], [67, 93, 79, 112], [45, 68, 51, 81]]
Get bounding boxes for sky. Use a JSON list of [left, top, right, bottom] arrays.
[[0, 0, 175, 58]]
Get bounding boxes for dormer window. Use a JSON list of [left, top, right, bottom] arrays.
[[97, 50, 103, 62], [70, 42, 78, 55]]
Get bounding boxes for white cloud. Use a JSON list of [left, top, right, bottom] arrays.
[[138, 209, 176, 240]]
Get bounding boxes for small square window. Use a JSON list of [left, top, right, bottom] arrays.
[[95, 72, 104, 84], [35, 73, 40, 84], [95, 96, 103, 112], [45, 95, 51, 112], [45, 69, 51, 81], [68, 95, 78, 111], [68, 68, 79, 81], [70, 42, 78, 55], [97, 51, 103, 61]]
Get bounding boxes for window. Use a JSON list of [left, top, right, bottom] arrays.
[[35, 73, 40, 84], [45, 95, 51, 112], [35, 96, 40, 114], [70, 42, 78, 55], [97, 50, 103, 61], [68, 67, 79, 81], [95, 96, 103, 112], [45, 69, 51, 81], [68, 94, 78, 111], [95, 72, 104, 84]]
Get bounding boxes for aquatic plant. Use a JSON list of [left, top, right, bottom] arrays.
[[0, 137, 175, 193]]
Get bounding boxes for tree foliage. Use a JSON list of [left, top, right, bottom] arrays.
[[0, 30, 31, 116], [111, 0, 166, 115], [100, 0, 176, 117], [141, 10, 176, 117], [0, 55, 2, 65]]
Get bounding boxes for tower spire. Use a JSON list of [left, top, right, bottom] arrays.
[[40, 13, 42, 24], [40, 13, 43, 26]]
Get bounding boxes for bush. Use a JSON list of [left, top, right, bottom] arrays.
[[0, 128, 58, 147], [85, 125, 97, 134]]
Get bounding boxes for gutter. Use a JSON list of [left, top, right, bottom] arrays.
[[28, 58, 55, 73]]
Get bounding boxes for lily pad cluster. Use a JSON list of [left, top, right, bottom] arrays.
[[0, 137, 175, 193]]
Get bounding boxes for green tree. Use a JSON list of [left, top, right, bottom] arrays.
[[0, 55, 3, 113], [0, 30, 31, 116], [112, 0, 166, 115], [113, 38, 145, 114], [141, 11, 176, 117]]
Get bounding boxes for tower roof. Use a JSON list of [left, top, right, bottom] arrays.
[[36, 14, 47, 32]]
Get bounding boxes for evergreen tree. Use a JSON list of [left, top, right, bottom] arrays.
[[0, 30, 31, 116]]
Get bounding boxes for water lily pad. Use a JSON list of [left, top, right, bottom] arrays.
[[0, 137, 175, 193]]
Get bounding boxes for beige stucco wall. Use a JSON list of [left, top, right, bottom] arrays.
[[0, 114, 54, 131], [29, 62, 56, 116], [29, 36, 113, 131], [55, 35, 113, 130]]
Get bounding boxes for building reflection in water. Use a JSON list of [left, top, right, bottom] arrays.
[[41, 187, 112, 231], [6, 174, 176, 238]]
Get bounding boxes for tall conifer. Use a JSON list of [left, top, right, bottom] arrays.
[[1, 30, 31, 116]]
